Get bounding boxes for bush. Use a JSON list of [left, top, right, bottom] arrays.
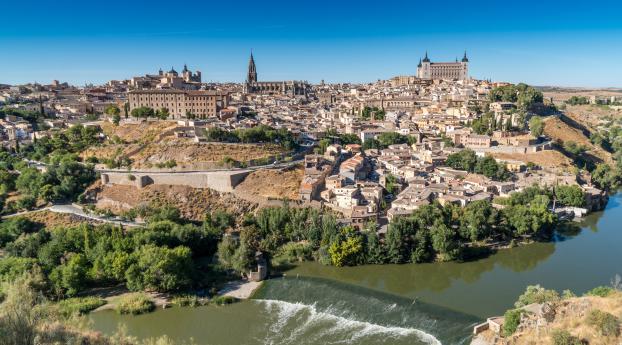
[[115, 293, 155, 315], [211, 295, 238, 306], [515, 285, 560, 308], [586, 309, 620, 336], [171, 294, 207, 308], [503, 309, 524, 337], [551, 329, 582, 345], [58, 296, 106, 316], [584, 286, 614, 297]]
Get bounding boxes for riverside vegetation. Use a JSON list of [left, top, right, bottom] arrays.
[[494, 282, 622, 344]]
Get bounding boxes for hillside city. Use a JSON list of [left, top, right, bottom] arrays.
[[1, 51, 622, 345]]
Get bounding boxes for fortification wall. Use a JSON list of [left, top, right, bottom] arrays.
[[100, 170, 251, 193]]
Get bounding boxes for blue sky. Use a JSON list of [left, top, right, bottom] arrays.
[[1, 0, 621, 87]]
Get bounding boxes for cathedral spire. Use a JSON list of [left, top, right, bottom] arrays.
[[247, 51, 257, 83]]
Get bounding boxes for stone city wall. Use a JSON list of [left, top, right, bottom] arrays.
[[100, 170, 251, 193]]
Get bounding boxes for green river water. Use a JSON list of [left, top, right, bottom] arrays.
[[90, 193, 622, 345]]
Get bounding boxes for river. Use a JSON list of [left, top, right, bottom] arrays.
[[90, 192, 622, 344]]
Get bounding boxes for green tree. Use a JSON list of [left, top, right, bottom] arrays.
[[555, 185, 585, 207], [328, 227, 364, 267], [112, 113, 121, 126], [126, 245, 193, 292], [49, 253, 89, 297], [528, 116, 544, 137], [104, 105, 120, 116], [514, 284, 560, 308]]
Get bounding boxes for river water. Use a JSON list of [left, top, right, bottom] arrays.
[[90, 193, 622, 345]]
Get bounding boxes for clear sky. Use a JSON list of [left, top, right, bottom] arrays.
[[1, 0, 621, 87]]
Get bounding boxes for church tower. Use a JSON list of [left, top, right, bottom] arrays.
[[460, 51, 469, 80], [247, 52, 257, 83]]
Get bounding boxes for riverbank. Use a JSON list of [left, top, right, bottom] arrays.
[[218, 280, 263, 299]]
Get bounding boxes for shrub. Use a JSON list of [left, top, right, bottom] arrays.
[[115, 293, 155, 315], [515, 285, 560, 308], [58, 296, 106, 316], [211, 295, 237, 306], [171, 294, 207, 308], [503, 309, 524, 337], [127, 174, 136, 181], [586, 309, 620, 337], [551, 329, 582, 345], [585, 286, 614, 298]]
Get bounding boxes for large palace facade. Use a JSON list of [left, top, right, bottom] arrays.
[[416, 52, 469, 80], [243, 52, 309, 96]]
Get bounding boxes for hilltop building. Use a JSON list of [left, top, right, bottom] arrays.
[[417, 52, 469, 80], [243, 52, 309, 96], [128, 89, 229, 118], [129, 65, 202, 90]]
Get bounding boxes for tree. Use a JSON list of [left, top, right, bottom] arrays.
[[514, 284, 560, 308], [328, 227, 364, 267], [126, 245, 193, 292], [130, 106, 154, 119], [529, 116, 544, 137], [112, 113, 121, 126], [158, 107, 170, 120], [445, 149, 477, 172], [430, 220, 459, 261], [461, 200, 497, 242], [49, 253, 89, 297], [104, 105, 120, 116], [555, 185, 585, 207]]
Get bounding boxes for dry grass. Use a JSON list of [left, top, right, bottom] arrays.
[[93, 184, 256, 221], [234, 166, 303, 201], [491, 150, 574, 172], [509, 292, 622, 344], [22, 210, 100, 228], [543, 116, 613, 165], [85, 121, 286, 169]]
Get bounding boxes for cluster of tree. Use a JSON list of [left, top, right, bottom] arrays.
[[130, 106, 169, 120], [217, 187, 559, 270], [0, 147, 96, 214], [0, 273, 189, 344], [565, 96, 590, 106], [315, 130, 362, 154], [589, 118, 622, 190], [554, 185, 586, 208], [0, 208, 236, 298], [362, 132, 416, 151], [21, 124, 101, 161], [489, 83, 544, 110], [13, 157, 96, 204], [445, 149, 511, 181], [204, 125, 297, 150], [361, 106, 386, 121], [0, 106, 47, 130], [470, 112, 515, 135]]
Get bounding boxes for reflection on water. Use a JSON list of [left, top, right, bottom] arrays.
[[287, 193, 622, 317], [91, 193, 622, 341]]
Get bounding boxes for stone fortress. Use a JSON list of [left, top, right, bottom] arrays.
[[417, 51, 469, 80]]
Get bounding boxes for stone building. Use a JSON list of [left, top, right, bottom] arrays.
[[243, 52, 310, 96], [417, 52, 469, 80], [128, 89, 229, 119]]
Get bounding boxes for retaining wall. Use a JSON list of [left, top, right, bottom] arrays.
[[101, 170, 251, 193]]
